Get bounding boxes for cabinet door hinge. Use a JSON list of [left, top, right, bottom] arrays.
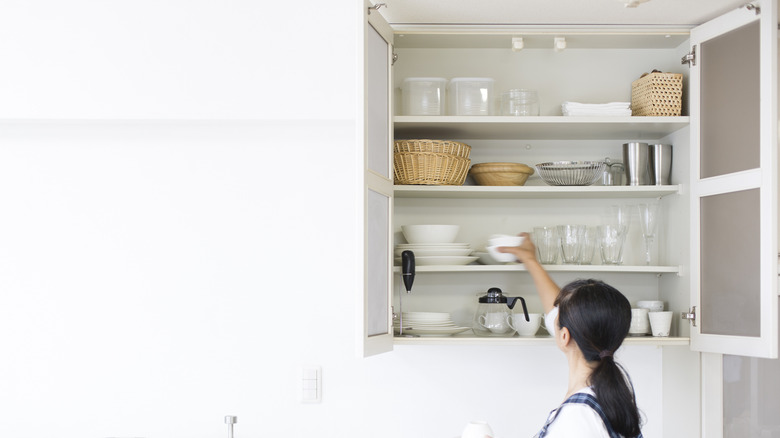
[[744, 3, 761, 15], [392, 52, 398, 65], [368, 2, 387, 15], [682, 306, 697, 327], [681, 45, 696, 67]]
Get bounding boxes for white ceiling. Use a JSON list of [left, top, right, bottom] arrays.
[[377, 0, 750, 26]]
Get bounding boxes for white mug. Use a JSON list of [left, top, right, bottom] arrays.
[[462, 420, 494, 438], [508, 313, 542, 336], [648, 311, 673, 337], [629, 308, 650, 335], [479, 312, 512, 334]]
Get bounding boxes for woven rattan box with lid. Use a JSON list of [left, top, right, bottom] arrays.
[[631, 72, 683, 117], [394, 139, 471, 185]]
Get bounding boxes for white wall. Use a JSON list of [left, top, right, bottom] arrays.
[[0, 1, 689, 437]]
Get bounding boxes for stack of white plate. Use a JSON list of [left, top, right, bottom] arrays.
[[394, 243, 477, 266], [394, 311, 471, 336]]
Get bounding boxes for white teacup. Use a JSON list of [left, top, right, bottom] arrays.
[[479, 312, 512, 334], [629, 308, 650, 335], [509, 313, 542, 336], [648, 311, 673, 337], [461, 420, 494, 438]]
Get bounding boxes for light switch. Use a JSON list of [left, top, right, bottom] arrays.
[[300, 366, 321, 403]]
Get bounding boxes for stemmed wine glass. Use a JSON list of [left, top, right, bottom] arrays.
[[638, 202, 660, 265]]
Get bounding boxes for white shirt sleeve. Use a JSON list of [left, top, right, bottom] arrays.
[[544, 306, 558, 335], [542, 403, 611, 438]]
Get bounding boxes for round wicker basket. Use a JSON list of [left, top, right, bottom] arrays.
[[394, 139, 471, 159], [394, 152, 471, 185]]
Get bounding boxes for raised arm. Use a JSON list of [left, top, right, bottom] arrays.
[[498, 232, 560, 313]]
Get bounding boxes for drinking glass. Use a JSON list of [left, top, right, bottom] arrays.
[[598, 224, 626, 265], [602, 205, 631, 236], [533, 226, 559, 264], [639, 202, 660, 265], [579, 226, 597, 265], [557, 225, 585, 264]]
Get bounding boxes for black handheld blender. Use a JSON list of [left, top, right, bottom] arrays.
[[398, 250, 416, 336]]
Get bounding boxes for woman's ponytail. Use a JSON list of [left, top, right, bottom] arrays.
[[556, 279, 643, 438]]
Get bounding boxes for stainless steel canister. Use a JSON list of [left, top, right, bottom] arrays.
[[649, 144, 673, 185], [623, 142, 651, 185]]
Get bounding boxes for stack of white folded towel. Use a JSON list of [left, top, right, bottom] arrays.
[[561, 101, 632, 116]]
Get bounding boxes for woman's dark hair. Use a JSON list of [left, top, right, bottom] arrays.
[[555, 279, 642, 437]]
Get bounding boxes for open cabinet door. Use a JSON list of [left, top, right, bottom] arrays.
[[688, 0, 778, 358], [359, 1, 394, 357]]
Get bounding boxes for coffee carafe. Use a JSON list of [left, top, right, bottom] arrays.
[[472, 287, 529, 337]]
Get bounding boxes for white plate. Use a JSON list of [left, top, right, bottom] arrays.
[[394, 326, 472, 336], [396, 242, 470, 247], [402, 311, 452, 318], [394, 247, 473, 257], [396, 256, 479, 266], [395, 321, 457, 327]]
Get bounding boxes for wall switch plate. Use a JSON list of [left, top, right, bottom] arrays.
[[300, 366, 321, 403]]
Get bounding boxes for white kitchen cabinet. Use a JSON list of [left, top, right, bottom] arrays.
[[362, 0, 777, 350], [361, 1, 779, 435]]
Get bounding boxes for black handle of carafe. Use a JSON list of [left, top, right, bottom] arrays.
[[401, 250, 415, 293], [507, 296, 529, 321]]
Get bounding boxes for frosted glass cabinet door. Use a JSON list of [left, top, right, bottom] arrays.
[[688, 3, 778, 358], [361, 2, 394, 357]]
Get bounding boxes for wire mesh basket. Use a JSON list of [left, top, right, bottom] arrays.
[[535, 161, 606, 186]]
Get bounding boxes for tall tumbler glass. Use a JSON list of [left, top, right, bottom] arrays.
[[623, 142, 651, 185], [650, 144, 673, 185], [598, 224, 626, 265], [533, 226, 559, 264], [558, 225, 585, 264], [579, 226, 597, 265]]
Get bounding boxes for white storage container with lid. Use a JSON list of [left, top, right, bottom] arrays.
[[401, 77, 447, 116], [448, 77, 495, 116]]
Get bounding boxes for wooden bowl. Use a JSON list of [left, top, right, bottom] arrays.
[[469, 162, 535, 186]]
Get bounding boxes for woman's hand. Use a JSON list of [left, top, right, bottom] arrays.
[[497, 232, 537, 264]]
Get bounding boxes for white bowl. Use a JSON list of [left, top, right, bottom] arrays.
[[402, 225, 460, 244], [394, 247, 472, 257], [637, 300, 664, 312], [486, 245, 517, 263], [488, 234, 524, 247]]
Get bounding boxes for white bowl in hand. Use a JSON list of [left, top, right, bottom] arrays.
[[488, 234, 524, 247], [486, 245, 517, 263]]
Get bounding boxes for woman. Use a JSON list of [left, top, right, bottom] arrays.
[[499, 232, 643, 438]]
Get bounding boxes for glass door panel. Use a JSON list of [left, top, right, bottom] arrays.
[[700, 189, 760, 336], [367, 22, 391, 179], [700, 20, 760, 178], [367, 189, 390, 337]]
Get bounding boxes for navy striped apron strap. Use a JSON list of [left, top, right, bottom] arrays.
[[535, 392, 643, 438]]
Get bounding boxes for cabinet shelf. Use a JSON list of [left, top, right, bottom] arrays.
[[394, 335, 690, 346], [394, 116, 689, 140], [394, 184, 680, 199], [393, 264, 680, 274]]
